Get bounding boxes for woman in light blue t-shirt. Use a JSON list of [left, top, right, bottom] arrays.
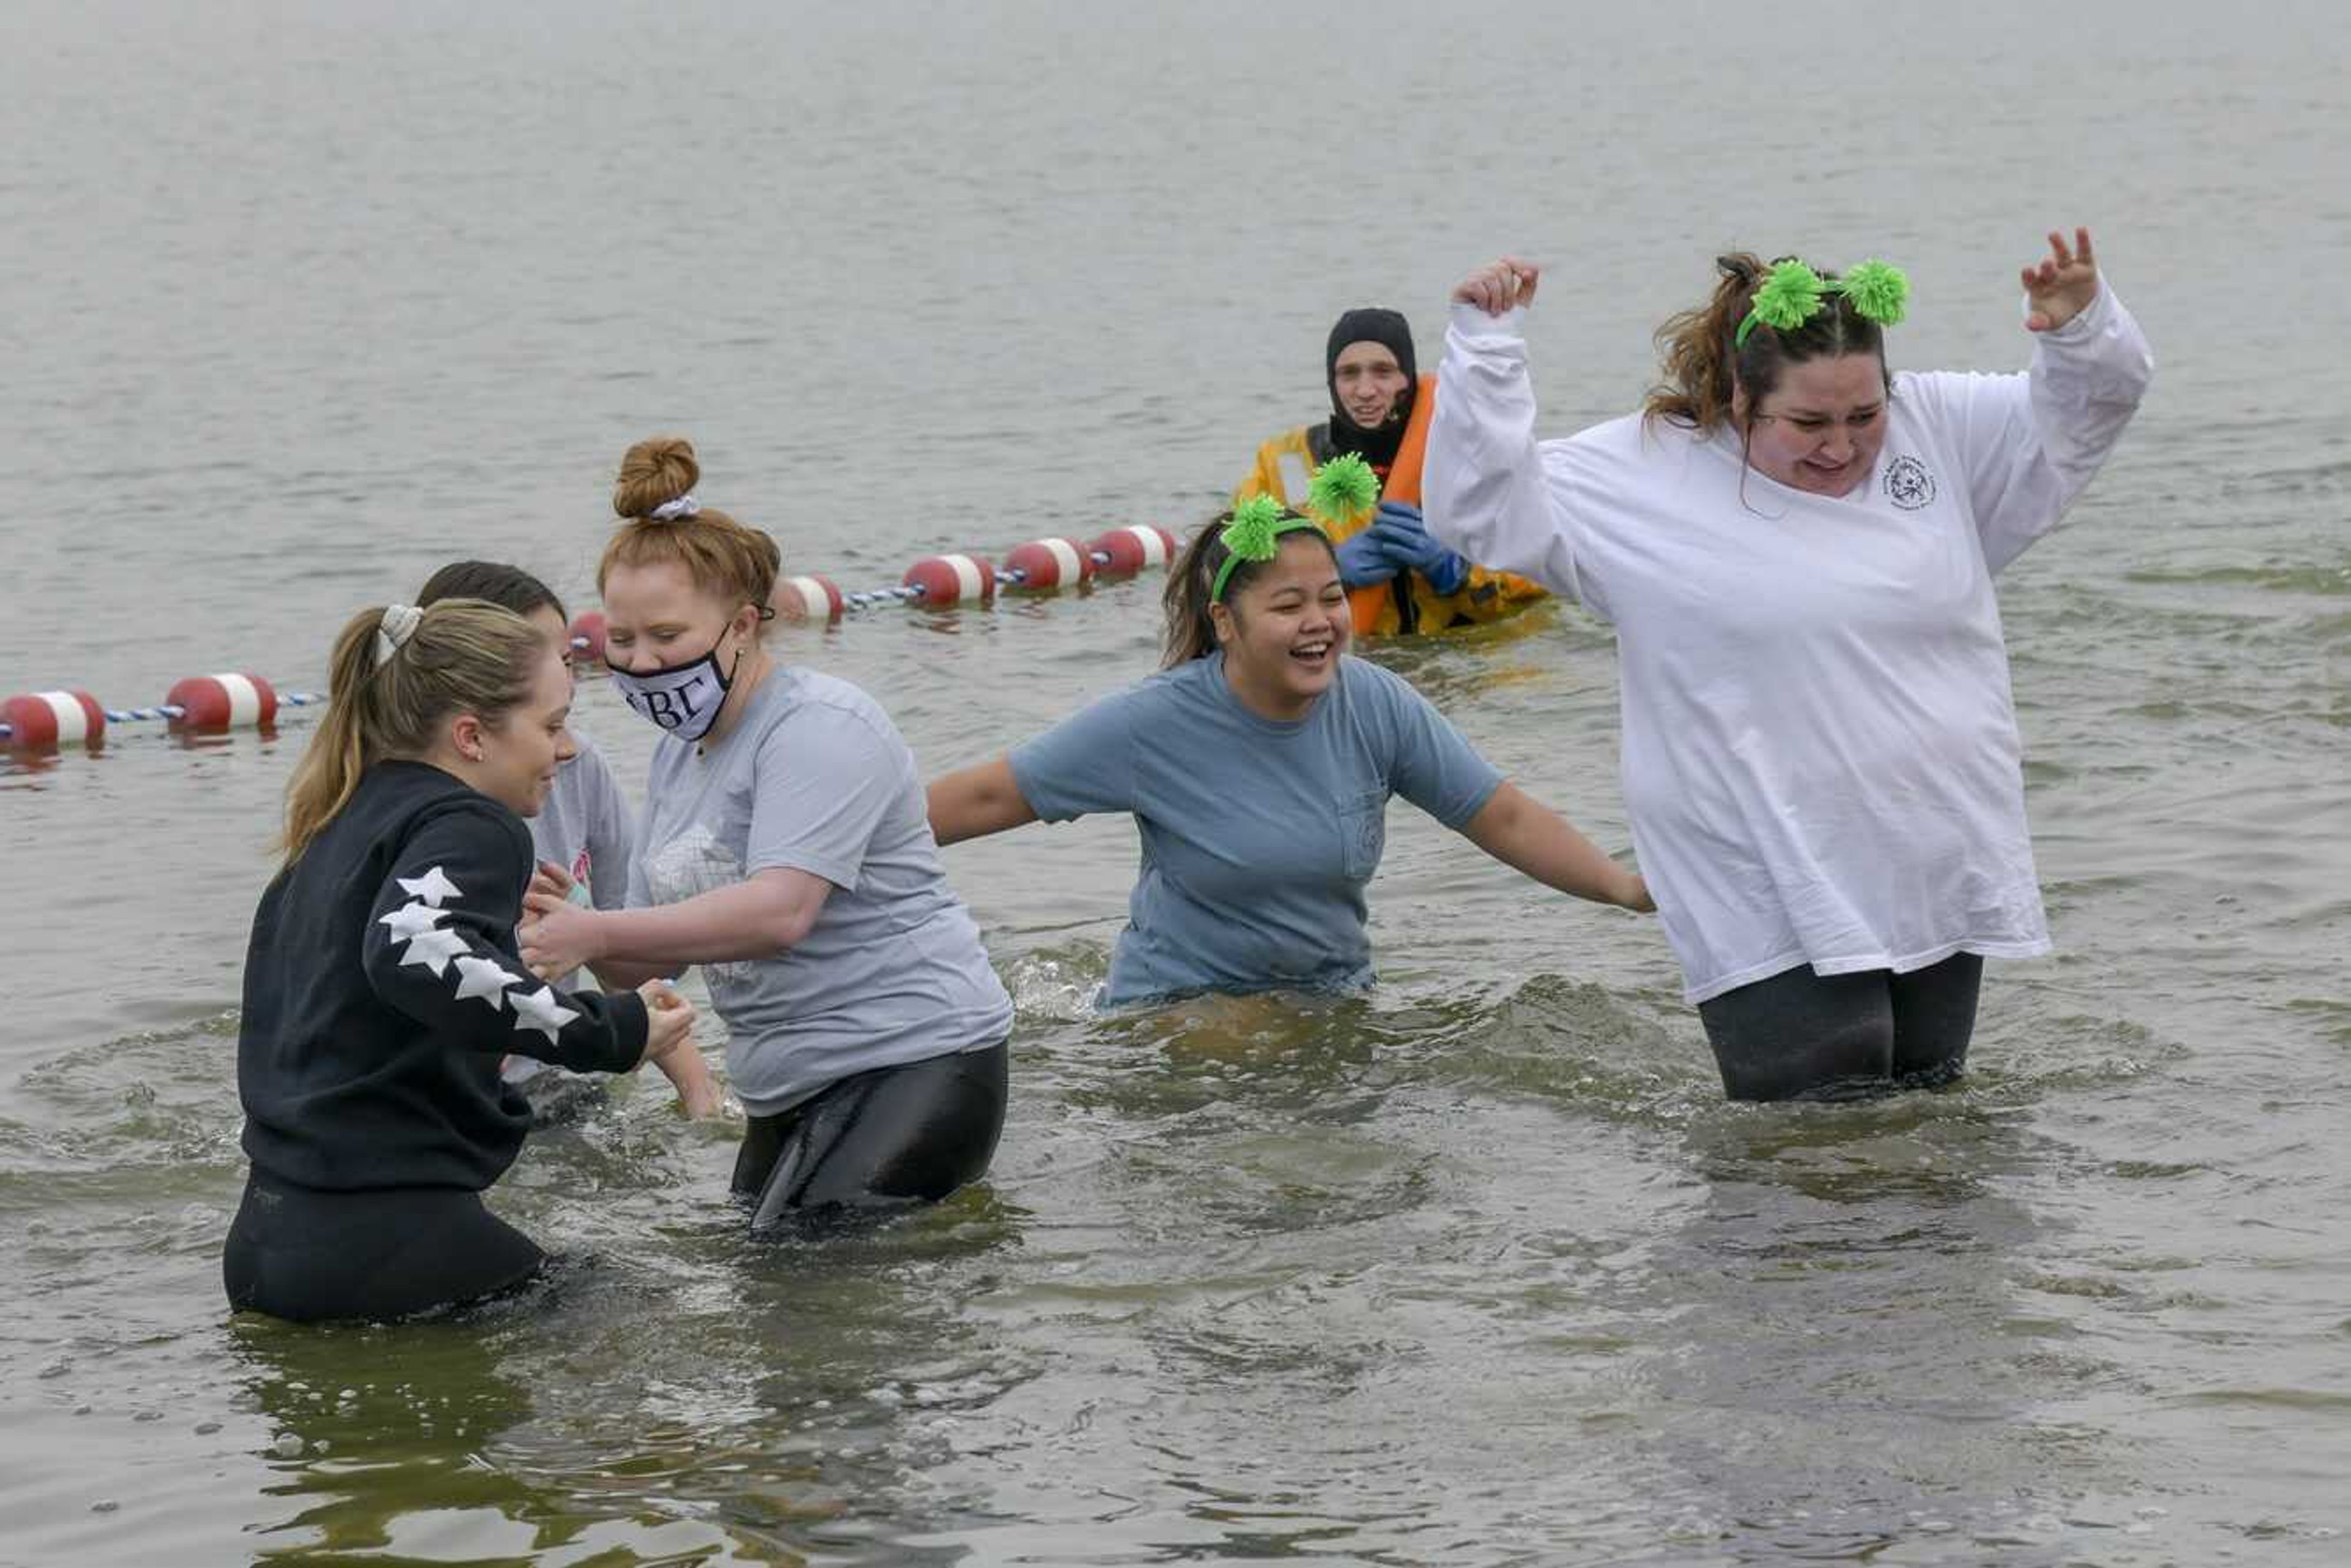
[[519, 438, 1014, 1234], [926, 497, 1652, 1007]]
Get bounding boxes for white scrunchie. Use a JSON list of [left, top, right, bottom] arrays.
[[374, 603, 424, 668], [649, 494, 700, 521]]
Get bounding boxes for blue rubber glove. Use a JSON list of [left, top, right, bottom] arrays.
[[1368, 501, 1470, 597], [1333, 527, 1398, 587]]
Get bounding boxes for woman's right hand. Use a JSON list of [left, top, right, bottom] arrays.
[[637, 980, 696, 1066], [1453, 256, 1542, 317]]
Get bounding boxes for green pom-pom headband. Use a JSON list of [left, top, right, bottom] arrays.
[[1734, 258, 1910, 347], [1305, 452, 1381, 528], [1211, 494, 1324, 602]]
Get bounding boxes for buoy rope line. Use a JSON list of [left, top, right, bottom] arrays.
[[1, 677, 324, 752], [7, 527, 1185, 754], [563, 525, 1183, 664]]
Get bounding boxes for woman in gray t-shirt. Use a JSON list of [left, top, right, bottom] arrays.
[[926, 497, 1653, 1007], [519, 438, 1014, 1232]]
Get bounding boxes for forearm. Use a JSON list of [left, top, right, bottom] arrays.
[[928, 759, 1039, 846], [1461, 782, 1642, 906], [588, 878, 812, 966], [1427, 305, 1582, 595], [589, 956, 686, 989], [2028, 280, 2153, 476]]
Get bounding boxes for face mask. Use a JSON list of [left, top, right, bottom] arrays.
[[609, 636, 739, 743]]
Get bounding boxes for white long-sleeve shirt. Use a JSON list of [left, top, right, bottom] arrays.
[[1427, 285, 2153, 1002]]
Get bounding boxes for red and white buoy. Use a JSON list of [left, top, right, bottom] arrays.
[[2, 690, 107, 751], [1000, 537, 1097, 591], [776, 574, 846, 622], [568, 610, 609, 664], [165, 672, 279, 731], [1088, 524, 1179, 576], [901, 553, 996, 606]]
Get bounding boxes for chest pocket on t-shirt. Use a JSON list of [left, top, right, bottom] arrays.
[[1337, 789, 1387, 880]]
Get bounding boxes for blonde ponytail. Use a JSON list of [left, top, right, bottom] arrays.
[[278, 599, 544, 863]]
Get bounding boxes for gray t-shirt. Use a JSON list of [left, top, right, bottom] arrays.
[[1009, 652, 1504, 1005], [629, 666, 1013, 1115], [528, 734, 634, 912], [508, 736, 635, 1084]]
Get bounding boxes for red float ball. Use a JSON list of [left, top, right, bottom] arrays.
[[1002, 537, 1096, 591], [165, 672, 279, 731], [2, 689, 107, 751], [775, 574, 846, 622], [1087, 524, 1180, 576], [901, 553, 996, 606], [568, 610, 608, 664]]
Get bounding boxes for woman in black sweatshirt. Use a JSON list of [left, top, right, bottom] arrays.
[[226, 598, 694, 1322]]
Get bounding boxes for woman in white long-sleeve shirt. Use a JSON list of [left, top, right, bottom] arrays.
[[1425, 230, 2152, 1100]]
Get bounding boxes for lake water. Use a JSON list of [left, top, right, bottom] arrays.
[[4, 2, 2347, 1563]]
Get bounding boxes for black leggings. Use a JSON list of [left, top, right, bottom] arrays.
[[731, 1041, 1008, 1234], [223, 1176, 545, 1323], [1697, 951, 1984, 1103]]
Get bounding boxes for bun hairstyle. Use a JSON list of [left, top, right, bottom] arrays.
[[596, 435, 782, 621], [1645, 252, 1892, 433]]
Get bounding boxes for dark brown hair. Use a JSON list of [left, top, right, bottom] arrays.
[[417, 560, 566, 624], [1160, 508, 1340, 667], [1645, 253, 1892, 434]]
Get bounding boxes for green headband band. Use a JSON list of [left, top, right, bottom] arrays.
[[1212, 494, 1324, 601], [1734, 258, 1910, 348]]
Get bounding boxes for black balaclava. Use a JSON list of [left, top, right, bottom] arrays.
[[1324, 308, 1419, 468]]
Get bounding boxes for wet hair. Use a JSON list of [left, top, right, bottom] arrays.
[[1161, 508, 1341, 667], [279, 600, 547, 863], [416, 560, 567, 625], [596, 436, 782, 628], [1644, 252, 1892, 435]]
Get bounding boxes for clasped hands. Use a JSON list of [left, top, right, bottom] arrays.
[[514, 861, 692, 1067], [1332, 500, 1469, 595]]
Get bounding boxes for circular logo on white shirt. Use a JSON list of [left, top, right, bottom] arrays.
[[1884, 454, 1937, 510]]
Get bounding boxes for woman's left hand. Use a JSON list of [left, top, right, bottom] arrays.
[[520, 890, 602, 983], [1616, 871, 1656, 914], [2022, 227, 2099, 332]]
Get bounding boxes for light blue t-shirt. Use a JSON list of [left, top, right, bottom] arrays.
[[1009, 652, 1504, 1005], [628, 667, 1013, 1115]]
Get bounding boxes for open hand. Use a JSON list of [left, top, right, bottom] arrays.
[[1452, 256, 1542, 317], [2022, 227, 2099, 333]]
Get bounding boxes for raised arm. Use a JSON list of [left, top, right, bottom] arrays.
[[1423, 257, 1588, 599], [1914, 227, 2154, 574], [928, 758, 1040, 846]]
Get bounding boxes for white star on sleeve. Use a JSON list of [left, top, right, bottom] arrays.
[[377, 900, 449, 941], [397, 867, 464, 907], [508, 986, 580, 1045], [396, 926, 471, 977], [451, 955, 522, 1008]]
